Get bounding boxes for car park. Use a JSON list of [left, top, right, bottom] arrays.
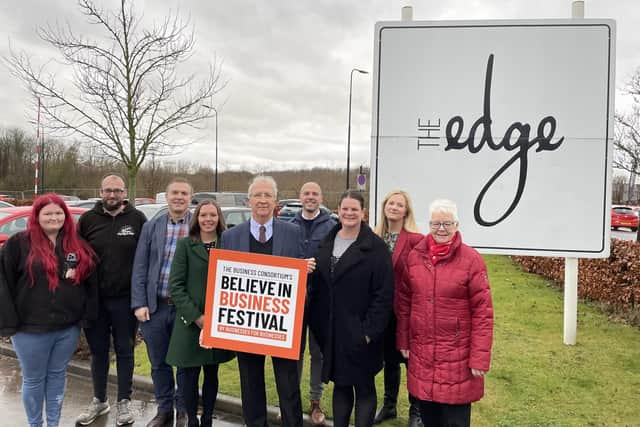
[[274, 199, 301, 216], [0, 206, 88, 246], [277, 206, 299, 222], [611, 206, 639, 232], [136, 203, 251, 228], [135, 203, 178, 220], [275, 199, 337, 222], [191, 192, 249, 207], [66, 199, 100, 209], [135, 197, 156, 205], [58, 194, 81, 202]]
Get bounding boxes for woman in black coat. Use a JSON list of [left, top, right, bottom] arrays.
[[309, 190, 394, 427]]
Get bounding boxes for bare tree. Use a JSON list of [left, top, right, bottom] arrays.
[[613, 67, 640, 240], [613, 105, 640, 179], [5, 0, 223, 201]]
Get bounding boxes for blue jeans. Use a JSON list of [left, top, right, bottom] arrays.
[[11, 326, 80, 427], [139, 302, 185, 413]]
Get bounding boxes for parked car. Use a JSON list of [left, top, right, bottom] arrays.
[[0, 206, 88, 246], [274, 199, 300, 217], [219, 207, 252, 228], [277, 206, 299, 222], [135, 197, 156, 205], [0, 200, 15, 208], [136, 203, 251, 228], [191, 192, 249, 207], [58, 194, 81, 202], [611, 206, 639, 232], [276, 200, 338, 222], [135, 203, 179, 220], [66, 199, 100, 209]]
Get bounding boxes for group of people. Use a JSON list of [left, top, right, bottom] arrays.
[[0, 172, 494, 427]]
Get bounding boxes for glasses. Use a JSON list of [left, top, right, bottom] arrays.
[[250, 192, 274, 199], [101, 188, 125, 194], [429, 221, 457, 230]]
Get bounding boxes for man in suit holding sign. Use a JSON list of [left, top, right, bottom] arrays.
[[220, 175, 315, 427]]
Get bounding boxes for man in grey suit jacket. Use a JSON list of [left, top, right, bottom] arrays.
[[131, 178, 193, 427], [221, 175, 312, 427]]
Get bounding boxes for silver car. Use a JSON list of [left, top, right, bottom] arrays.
[[136, 203, 251, 228]]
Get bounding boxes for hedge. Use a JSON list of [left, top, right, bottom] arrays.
[[512, 239, 640, 324]]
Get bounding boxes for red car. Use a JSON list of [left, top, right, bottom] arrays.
[[0, 206, 88, 246], [611, 206, 639, 232]]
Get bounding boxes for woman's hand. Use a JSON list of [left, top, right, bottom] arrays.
[[400, 349, 410, 359], [471, 368, 488, 377], [306, 257, 316, 273], [195, 315, 204, 329], [199, 329, 213, 349]]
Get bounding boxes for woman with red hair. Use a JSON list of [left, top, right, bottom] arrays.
[[0, 193, 98, 427]]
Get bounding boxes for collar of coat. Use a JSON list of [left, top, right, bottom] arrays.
[[316, 221, 378, 283], [414, 231, 462, 265], [186, 236, 218, 262]]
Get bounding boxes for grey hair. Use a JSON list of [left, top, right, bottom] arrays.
[[429, 199, 459, 222], [248, 175, 278, 198]]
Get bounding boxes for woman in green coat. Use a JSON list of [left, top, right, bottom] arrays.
[[166, 200, 234, 427]]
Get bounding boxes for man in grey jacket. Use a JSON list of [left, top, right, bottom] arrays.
[[131, 178, 192, 427]]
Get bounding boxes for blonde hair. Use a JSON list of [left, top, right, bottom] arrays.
[[374, 190, 419, 236]]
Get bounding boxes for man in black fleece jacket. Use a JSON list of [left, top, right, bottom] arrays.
[[76, 174, 147, 426]]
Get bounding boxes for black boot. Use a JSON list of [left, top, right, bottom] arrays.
[[408, 400, 423, 427], [374, 361, 400, 424], [374, 405, 397, 424]]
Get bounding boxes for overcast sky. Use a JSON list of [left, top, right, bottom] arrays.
[[1, 0, 638, 172]]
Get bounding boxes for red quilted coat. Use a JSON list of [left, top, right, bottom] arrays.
[[395, 232, 493, 404]]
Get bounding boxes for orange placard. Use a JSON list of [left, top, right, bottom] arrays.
[[202, 249, 307, 360]]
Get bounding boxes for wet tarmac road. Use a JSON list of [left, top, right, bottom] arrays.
[[0, 355, 244, 426]]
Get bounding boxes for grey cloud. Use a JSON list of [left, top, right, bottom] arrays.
[[1, 0, 638, 172]]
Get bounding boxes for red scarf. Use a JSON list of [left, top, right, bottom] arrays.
[[427, 232, 459, 264]]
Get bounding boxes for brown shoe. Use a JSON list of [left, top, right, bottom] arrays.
[[310, 400, 326, 426]]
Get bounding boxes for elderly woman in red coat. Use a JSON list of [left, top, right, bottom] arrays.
[[396, 199, 493, 427]]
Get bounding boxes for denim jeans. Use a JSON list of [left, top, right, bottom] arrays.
[[84, 295, 138, 402], [139, 301, 185, 413], [11, 325, 80, 427]]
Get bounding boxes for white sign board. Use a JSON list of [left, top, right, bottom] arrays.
[[371, 19, 615, 258]]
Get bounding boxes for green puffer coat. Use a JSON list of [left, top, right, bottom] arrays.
[[166, 237, 234, 367]]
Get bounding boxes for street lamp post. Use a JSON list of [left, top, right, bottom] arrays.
[[346, 68, 368, 190], [203, 105, 219, 192]]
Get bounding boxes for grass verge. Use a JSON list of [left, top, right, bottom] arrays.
[[133, 255, 640, 426]]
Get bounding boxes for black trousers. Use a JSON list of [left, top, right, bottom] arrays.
[[84, 295, 138, 402], [416, 400, 471, 427], [332, 377, 377, 427], [381, 313, 418, 408], [237, 351, 302, 427], [181, 364, 220, 427]]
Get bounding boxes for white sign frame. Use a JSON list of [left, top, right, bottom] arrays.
[[370, 19, 616, 258]]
